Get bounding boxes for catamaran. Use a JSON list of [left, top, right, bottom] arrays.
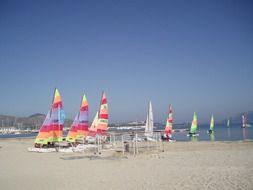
[[187, 112, 199, 137], [86, 91, 109, 142], [30, 88, 65, 151], [66, 94, 89, 144], [162, 105, 175, 141], [208, 114, 214, 134]]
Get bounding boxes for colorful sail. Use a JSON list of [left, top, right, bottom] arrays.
[[66, 114, 79, 143], [190, 112, 198, 134], [35, 111, 51, 145], [66, 94, 89, 142], [164, 105, 173, 135], [96, 92, 109, 133], [76, 94, 89, 139], [209, 114, 214, 132], [145, 101, 154, 137], [35, 88, 65, 145]]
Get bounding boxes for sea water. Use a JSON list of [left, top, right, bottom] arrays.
[[0, 125, 252, 142], [172, 124, 253, 142]]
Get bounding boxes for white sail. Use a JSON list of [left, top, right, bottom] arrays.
[[145, 101, 153, 137], [227, 119, 230, 127], [242, 115, 246, 128]]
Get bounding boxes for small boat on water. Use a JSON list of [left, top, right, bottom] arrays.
[[207, 114, 214, 134], [227, 119, 230, 127], [187, 112, 199, 137], [242, 114, 252, 128]]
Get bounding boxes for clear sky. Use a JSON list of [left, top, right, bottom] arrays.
[[0, 0, 253, 123]]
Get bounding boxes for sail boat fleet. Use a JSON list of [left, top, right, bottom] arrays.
[[31, 88, 251, 151]]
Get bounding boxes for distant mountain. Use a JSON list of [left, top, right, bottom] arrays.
[[0, 114, 73, 129], [28, 113, 45, 118]]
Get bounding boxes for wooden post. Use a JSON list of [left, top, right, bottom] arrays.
[[135, 134, 139, 154], [122, 135, 124, 155]]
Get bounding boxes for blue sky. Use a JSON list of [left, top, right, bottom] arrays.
[[0, 0, 253, 123]]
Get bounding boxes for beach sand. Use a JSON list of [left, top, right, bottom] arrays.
[[0, 139, 252, 190]]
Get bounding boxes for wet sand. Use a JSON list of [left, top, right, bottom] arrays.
[[0, 139, 252, 190]]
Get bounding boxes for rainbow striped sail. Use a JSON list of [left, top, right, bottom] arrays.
[[66, 94, 89, 142], [164, 105, 173, 135], [35, 88, 65, 146], [96, 91, 109, 134]]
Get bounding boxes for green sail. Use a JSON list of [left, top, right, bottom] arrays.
[[190, 112, 198, 133], [210, 114, 214, 131]]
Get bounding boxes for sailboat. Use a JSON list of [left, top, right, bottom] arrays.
[[242, 114, 252, 128], [162, 105, 175, 141], [34, 88, 65, 148], [187, 112, 199, 137], [144, 101, 154, 138], [86, 91, 109, 143], [227, 119, 230, 127], [208, 114, 214, 134], [66, 94, 89, 143], [242, 114, 246, 128], [96, 91, 109, 134]]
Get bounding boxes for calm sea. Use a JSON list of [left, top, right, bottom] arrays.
[[0, 125, 252, 142], [172, 124, 253, 141]]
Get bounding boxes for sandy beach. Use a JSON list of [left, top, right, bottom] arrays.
[[0, 139, 253, 190]]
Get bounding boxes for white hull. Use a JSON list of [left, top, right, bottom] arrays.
[[27, 147, 56, 153], [187, 133, 199, 137]]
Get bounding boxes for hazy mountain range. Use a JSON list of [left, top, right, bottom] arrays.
[[0, 111, 252, 129], [0, 113, 73, 129]]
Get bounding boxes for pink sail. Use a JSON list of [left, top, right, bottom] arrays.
[[164, 105, 173, 135]]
